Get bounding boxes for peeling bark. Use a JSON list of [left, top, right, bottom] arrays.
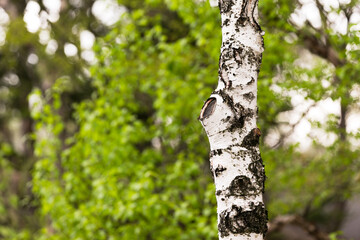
[[199, 1, 267, 239]]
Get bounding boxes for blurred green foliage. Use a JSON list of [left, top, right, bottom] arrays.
[[32, 1, 220, 238], [1, 0, 360, 239]]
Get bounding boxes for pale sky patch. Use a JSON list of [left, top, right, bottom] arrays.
[[81, 50, 96, 64], [91, 0, 126, 26], [27, 53, 39, 65], [0, 7, 9, 46], [302, 2, 322, 28], [347, 112, 360, 134], [46, 39, 58, 54], [80, 30, 95, 49], [319, 0, 339, 11], [23, 1, 41, 33], [39, 29, 51, 44], [0, 7, 10, 25], [42, 0, 61, 22], [64, 43, 78, 57], [43, 0, 61, 13]]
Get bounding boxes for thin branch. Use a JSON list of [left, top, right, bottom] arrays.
[[271, 102, 317, 149], [291, 1, 346, 67], [267, 215, 330, 240]]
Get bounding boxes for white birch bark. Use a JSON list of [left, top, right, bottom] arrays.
[[199, 0, 267, 239]]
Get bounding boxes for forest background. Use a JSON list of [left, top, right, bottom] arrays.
[[0, 0, 360, 239]]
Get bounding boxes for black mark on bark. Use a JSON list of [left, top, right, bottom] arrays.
[[243, 92, 255, 103], [216, 90, 237, 115], [214, 165, 227, 177], [234, 105, 255, 131], [237, 0, 249, 26], [222, 44, 262, 72], [229, 115, 245, 132], [234, 47, 244, 67], [229, 175, 255, 196], [249, 157, 265, 191], [246, 47, 262, 67], [235, 0, 261, 31], [218, 203, 268, 237], [227, 105, 255, 132], [210, 148, 223, 157], [219, 48, 235, 88], [220, 48, 234, 62], [223, 18, 230, 26], [241, 128, 261, 147], [219, 44, 262, 89], [247, 77, 255, 85], [220, 0, 234, 13]]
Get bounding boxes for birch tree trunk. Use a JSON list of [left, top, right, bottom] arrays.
[[199, 1, 267, 239]]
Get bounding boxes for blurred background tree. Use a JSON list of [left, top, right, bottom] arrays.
[[0, 0, 360, 239], [0, 0, 106, 237]]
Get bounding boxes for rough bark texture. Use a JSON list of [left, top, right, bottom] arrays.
[[199, 0, 267, 239]]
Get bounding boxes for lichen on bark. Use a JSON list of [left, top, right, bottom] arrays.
[[199, 0, 267, 239]]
